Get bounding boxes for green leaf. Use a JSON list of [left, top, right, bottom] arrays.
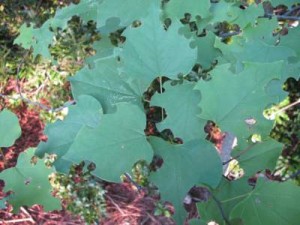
[[197, 177, 252, 224], [63, 103, 153, 182], [279, 28, 300, 63], [209, 2, 264, 28], [164, 0, 211, 20], [0, 148, 60, 212], [16, 0, 154, 58], [85, 36, 116, 67], [189, 219, 207, 225], [230, 178, 300, 225], [209, 1, 239, 24], [0, 109, 21, 147], [14, 23, 53, 58], [231, 4, 264, 28], [149, 137, 222, 224], [243, 18, 279, 45], [36, 95, 102, 158], [70, 57, 142, 113], [121, 4, 197, 85], [97, 0, 154, 31], [191, 31, 221, 69], [270, 0, 295, 7], [236, 139, 283, 177], [195, 61, 284, 148], [215, 19, 295, 70], [151, 81, 204, 141], [52, 0, 154, 32]]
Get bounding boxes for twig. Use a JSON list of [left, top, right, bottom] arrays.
[[283, 5, 300, 16], [1, 218, 35, 224], [105, 195, 126, 216], [223, 143, 257, 165], [284, 169, 300, 181], [273, 98, 300, 117], [0, 93, 75, 113], [145, 212, 160, 225], [219, 31, 242, 39], [124, 172, 143, 191], [265, 13, 300, 21], [20, 206, 35, 224]]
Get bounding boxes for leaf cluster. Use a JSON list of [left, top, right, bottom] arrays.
[[1, 0, 300, 224]]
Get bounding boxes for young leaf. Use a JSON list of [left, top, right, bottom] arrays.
[[0, 148, 60, 212], [149, 137, 222, 224], [151, 81, 205, 141], [121, 3, 197, 85], [0, 109, 21, 147], [230, 178, 300, 225], [63, 103, 153, 182]]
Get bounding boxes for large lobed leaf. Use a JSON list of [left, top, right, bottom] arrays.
[[197, 177, 253, 225], [149, 137, 222, 224], [0, 148, 60, 212], [230, 178, 300, 225], [195, 61, 284, 147], [63, 103, 153, 182], [198, 177, 300, 225], [121, 3, 197, 86], [0, 109, 21, 147]]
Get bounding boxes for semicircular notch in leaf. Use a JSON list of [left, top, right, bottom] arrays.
[[63, 103, 153, 182], [121, 4, 197, 85], [149, 137, 222, 224], [0, 109, 21, 147]]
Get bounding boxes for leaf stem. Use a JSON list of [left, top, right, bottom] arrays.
[[211, 193, 232, 225], [223, 143, 257, 165], [273, 98, 300, 117]]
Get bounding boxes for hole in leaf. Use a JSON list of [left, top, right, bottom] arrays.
[[149, 155, 164, 171], [132, 20, 142, 28]]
